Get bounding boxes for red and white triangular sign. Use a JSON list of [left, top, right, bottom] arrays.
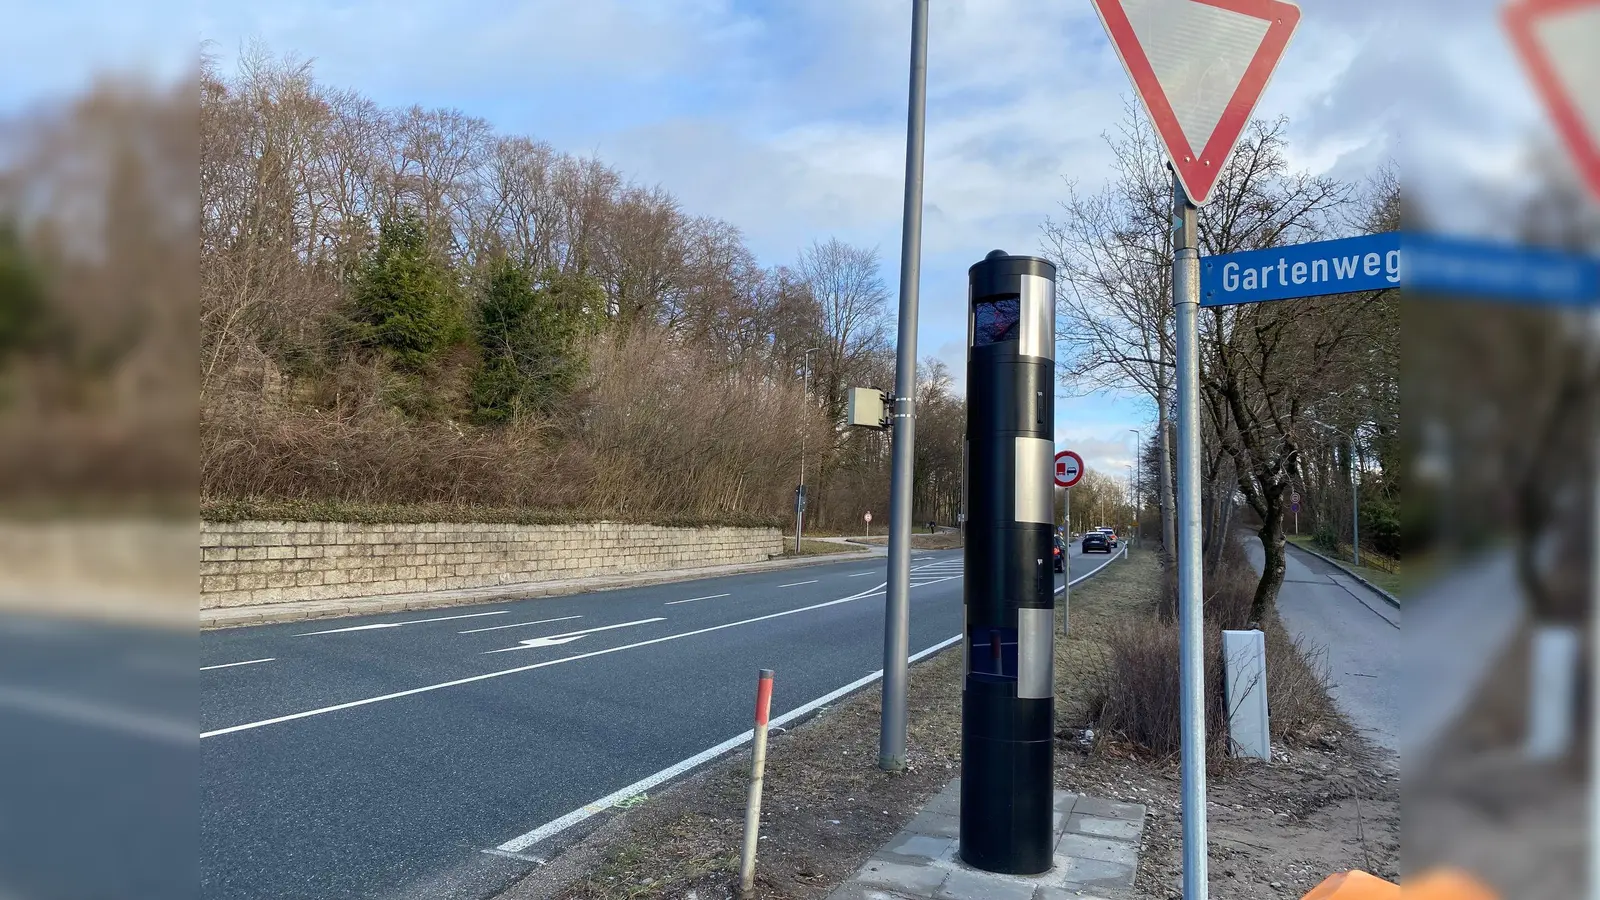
[[1089, 0, 1301, 205], [1504, 0, 1600, 203]]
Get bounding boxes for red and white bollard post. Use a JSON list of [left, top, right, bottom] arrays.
[[738, 669, 775, 898]]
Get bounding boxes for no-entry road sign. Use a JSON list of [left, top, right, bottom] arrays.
[[1055, 450, 1085, 488], [1504, 0, 1600, 203], [1089, 0, 1302, 205]]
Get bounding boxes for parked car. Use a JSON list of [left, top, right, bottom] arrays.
[[1081, 531, 1112, 553], [1052, 535, 1066, 572]]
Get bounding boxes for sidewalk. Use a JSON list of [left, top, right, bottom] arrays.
[[201, 546, 876, 629], [826, 778, 1146, 900]]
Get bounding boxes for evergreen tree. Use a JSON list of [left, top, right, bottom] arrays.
[[471, 257, 601, 423], [348, 210, 461, 371]]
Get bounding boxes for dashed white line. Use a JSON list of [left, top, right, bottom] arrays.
[[665, 593, 731, 606], [201, 658, 275, 671], [848, 571, 877, 577], [297, 610, 508, 636], [459, 615, 583, 635], [778, 580, 818, 588]]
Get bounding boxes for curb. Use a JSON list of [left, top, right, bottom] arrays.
[[1286, 540, 1401, 609], [200, 547, 880, 630]]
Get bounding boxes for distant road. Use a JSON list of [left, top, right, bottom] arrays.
[[202, 541, 1119, 899], [1246, 538, 1400, 754]]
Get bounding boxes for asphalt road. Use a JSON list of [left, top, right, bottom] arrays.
[[1247, 538, 1400, 754], [0, 615, 193, 900], [202, 540, 1123, 899]]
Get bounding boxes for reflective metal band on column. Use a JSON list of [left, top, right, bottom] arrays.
[[1014, 437, 1054, 525], [1017, 273, 1055, 362], [1017, 606, 1054, 699]]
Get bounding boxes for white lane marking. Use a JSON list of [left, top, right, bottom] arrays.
[[459, 615, 583, 635], [297, 610, 508, 636], [481, 847, 545, 865], [493, 632, 965, 854], [778, 580, 818, 588], [1059, 545, 1128, 592], [201, 583, 888, 739], [0, 686, 193, 745], [848, 571, 877, 577], [484, 618, 665, 654], [201, 658, 275, 671], [665, 593, 731, 606]]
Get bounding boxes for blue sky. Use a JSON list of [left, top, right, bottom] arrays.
[[1, 0, 1552, 478]]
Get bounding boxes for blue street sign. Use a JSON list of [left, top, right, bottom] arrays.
[[1201, 231, 1600, 308], [1404, 232, 1600, 307], [1202, 233, 1399, 307]]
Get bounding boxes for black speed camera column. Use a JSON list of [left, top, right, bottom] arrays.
[[960, 250, 1057, 875]]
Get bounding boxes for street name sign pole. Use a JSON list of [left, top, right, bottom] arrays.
[[1088, 1, 1302, 896], [1055, 449, 1085, 633]]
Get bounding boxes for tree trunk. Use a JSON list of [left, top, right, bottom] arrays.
[[1159, 399, 1176, 556], [1251, 502, 1287, 623]]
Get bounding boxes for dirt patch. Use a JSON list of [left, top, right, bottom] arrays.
[[1055, 548, 1398, 898]]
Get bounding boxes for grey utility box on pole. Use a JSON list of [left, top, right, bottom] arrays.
[[960, 250, 1057, 875]]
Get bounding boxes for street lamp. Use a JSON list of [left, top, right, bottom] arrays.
[[1310, 419, 1359, 567], [798, 347, 821, 554], [1129, 428, 1142, 547]]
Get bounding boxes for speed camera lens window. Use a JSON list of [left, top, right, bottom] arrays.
[[974, 297, 1021, 345]]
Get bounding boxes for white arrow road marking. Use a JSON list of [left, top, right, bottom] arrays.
[[458, 615, 583, 635], [484, 618, 666, 654], [296, 610, 508, 636], [201, 658, 275, 671]]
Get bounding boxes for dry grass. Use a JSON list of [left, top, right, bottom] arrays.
[[854, 532, 963, 550], [1077, 538, 1338, 760]]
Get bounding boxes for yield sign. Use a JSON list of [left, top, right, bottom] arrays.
[[1504, 0, 1600, 203], [1089, 0, 1302, 205]]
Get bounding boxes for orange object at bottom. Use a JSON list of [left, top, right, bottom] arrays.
[[1300, 869, 1499, 900], [1302, 871, 1398, 899]]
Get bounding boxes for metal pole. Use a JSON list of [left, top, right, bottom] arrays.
[[798, 348, 819, 555], [1171, 170, 1209, 899], [1061, 487, 1071, 633], [1130, 429, 1141, 549], [737, 669, 775, 898], [1350, 448, 1360, 567], [879, 0, 928, 773]]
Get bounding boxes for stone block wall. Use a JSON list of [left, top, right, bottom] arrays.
[[200, 521, 784, 609]]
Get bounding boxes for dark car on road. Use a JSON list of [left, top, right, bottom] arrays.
[[1052, 535, 1066, 572], [1081, 531, 1112, 553]]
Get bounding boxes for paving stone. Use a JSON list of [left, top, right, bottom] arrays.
[[1068, 796, 1145, 822], [1055, 834, 1138, 866], [884, 834, 955, 862], [935, 867, 1036, 900], [856, 858, 949, 897], [1033, 888, 1114, 900], [1065, 814, 1142, 841], [826, 884, 924, 900], [1053, 855, 1136, 890], [923, 789, 961, 818], [1053, 792, 1082, 814], [907, 810, 961, 839]]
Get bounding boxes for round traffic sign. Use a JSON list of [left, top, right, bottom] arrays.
[[864, 511, 873, 523], [1054, 450, 1085, 488], [1290, 490, 1300, 503]]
